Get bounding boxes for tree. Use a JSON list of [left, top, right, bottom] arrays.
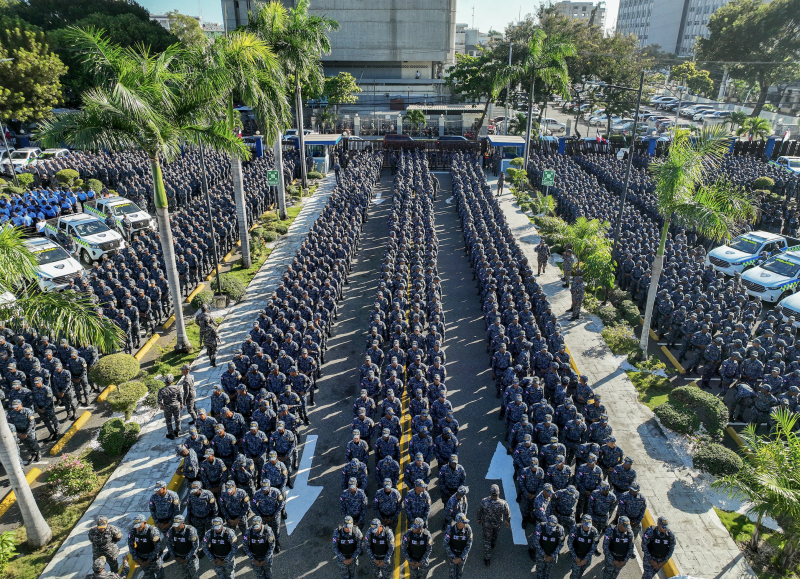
[[553, 217, 610, 270], [697, 0, 800, 116], [247, 0, 338, 193], [200, 31, 289, 269], [37, 28, 250, 353], [724, 110, 749, 133], [321, 72, 361, 110], [507, 112, 530, 136], [7, 0, 153, 31], [0, 16, 66, 121], [737, 116, 772, 140], [0, 226, 123, 548], [713, 409, 800, 562], [501, 29, 575, 165], [404, 109, 426, 136], [446, 51, 505, 139], [638, 125, 757, 354], [315, 108, 336, 133], [167, 10, 206, 49], [670, 61, 714, 97]]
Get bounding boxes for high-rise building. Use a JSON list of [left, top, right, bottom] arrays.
[[615, 0, 731, 57], [220, 0, 458, 80], [455, 23, 490, 56], [553, 1, 607, 29]]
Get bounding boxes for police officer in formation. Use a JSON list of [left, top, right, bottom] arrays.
[[87, 516, 124, 574], [332, 515, 363, 579], [128, 514, 164, 579], [363, 518, 395, 579], [83, 556, 129, 579], [242, 515, 276, 579], [202, 517, 238, 579], [165, 515, 201, 579]]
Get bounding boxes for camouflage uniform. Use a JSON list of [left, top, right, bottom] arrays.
[[476, 488, 510, 561], [87, 522, 124, 573]]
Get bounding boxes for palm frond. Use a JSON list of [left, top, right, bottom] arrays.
[[0, 227, 37, 292]]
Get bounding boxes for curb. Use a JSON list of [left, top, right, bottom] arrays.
[[0, 468, 42, 518], [96, 384, 116, 403], [134, 334, 160, 362], [50, 411, 92, 455]]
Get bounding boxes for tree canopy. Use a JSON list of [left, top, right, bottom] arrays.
[[167, 10, 206, 49], [670, 61, 714, 97]]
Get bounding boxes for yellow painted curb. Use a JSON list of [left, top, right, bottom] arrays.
[[135, 333, 160, 362], [206, 265, 221, 282], [186, 284, 206, 303], [162, 315, 175, 330], [0, 468, 41, 519], [726, 426, 754, 459], [638, 317, 659, 342], [127, 466, 185, 578], [96, 384, 116, 403], [223, 247, 237, 263], [564, 345, 581, 376], [661, 346, 685, 374], [50, 411, 92, 455]]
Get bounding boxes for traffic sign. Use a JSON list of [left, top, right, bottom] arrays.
[[267, 170, 279, 187], [542, 169, 555, 187]]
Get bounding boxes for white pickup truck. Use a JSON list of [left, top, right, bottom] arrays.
[[83, 196, 155, 238], [741, 250, 800, 302], [22, 237, 84, 291], [705, 230, 800, 276], [43, 214, 125, 265]]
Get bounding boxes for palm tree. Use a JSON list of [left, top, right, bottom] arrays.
[[724, 110, 749, 133], [0, 227, 123, 548], [737, 117, 772, 141], [553, 217, 611, 269], [316, 109, 337, 133], [38, 29, 251, 353], [198, 31, 290, 269], [405, 109, 426, 136], [638, 125, 757, 353], [501, 30, 575, 165], [713, 409, 800, 561], [248, 0, 338, 193]]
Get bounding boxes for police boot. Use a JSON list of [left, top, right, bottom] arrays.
[[275, 540, 281, 553]]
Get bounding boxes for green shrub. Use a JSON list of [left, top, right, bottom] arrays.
[[212, 274, 247, 303], [86, 178, 103, 192], [108, 380, 148, 419], [693, 441, 743, 476], [262, 230, 278, 243], [16, 173, 33, 188], [98, 417, 141, 456], [55, 168, 80, 186], [45, 453, 98, 497], [619, 300, 641, 326], [597, 305, 620, 326], [89, 353, 140, 388], [583, 293, 600, 314], [532, 215, 568, 237], [0, 531, 17, 565], [654, 401, 700, 434], [753, 176, 774, 190], [607, 287, 628, 305], [3, 185, 25, 195], [274, 224, 289, 235], [601, 322, 638, 355], [141, 375, 164, 408], [632, 354, 667, 373], [190, 290, 214, 310], [671, 385, 729, 435], [307, 170, 325, 180]]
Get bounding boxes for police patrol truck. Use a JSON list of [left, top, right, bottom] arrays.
[[22, 238, 84, 291], [741, 250, 800, 302], [43, 213, 125, 265], [705, 231, 800, 276], [83, 196, 155, 238]]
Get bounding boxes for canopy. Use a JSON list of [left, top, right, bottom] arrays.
[[486, 135, 526, 147]]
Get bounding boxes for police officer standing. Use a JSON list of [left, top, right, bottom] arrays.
[[158, 374, 184, 439], [642, 516, 676, 579], [402, 517, 433, 579], [202, 517, 238, 579], [568, 514, 600, 579], [332, 515, 363, 579], [186, 480, 218, 543], [529, 514, 565, 579], [602, 516, 635, 579], [149, 480, 181, 541], [476, 484, 511, 565], [444, 512, 472, 579], [165, 515, 200, 579], [127, 514, 164, 579], [181, 365, 198, 425], [363, 518, 395, 579], [242, 515, 276, 579], [87, 516, 124, 574], [8, 398, 40, 464]]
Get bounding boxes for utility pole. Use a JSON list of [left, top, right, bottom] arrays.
[[504, 43, 513, 135]]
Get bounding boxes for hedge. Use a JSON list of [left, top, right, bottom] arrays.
[[89, 354, 140, 388], [98, 418, 141, 456], [190, 290, 214, 310], [693, 442, 743, 476], [262, 230, 278, 243], [55, 169, 79, 186], [142, 375, 165, 408], [212, 275, 246, 303], [752, 176, 774, 190], [597, 305, 620, 326], [274, 224, 289, 235], [671, 385, 728, 435], [307, 170, 325, 180], [86, 178, 103, 193], [653, 401, 700, 434], [619, 300, 641, 326], [607, 287, 628, 306], [108, 380, 148, 419]]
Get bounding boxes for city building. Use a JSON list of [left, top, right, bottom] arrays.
[[455, 23, 491, 56], [202, 22, 226, 39], [615, 0, 732, 57], [149, 14, 173, 30], [553, 1, 607, 29]]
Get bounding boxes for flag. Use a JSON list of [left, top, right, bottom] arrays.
[[783, 129, 791, 141], [596, 129, 607, 144], [237, 127, 242, 139]]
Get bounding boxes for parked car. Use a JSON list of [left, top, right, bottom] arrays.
[[773, 156, 800, 174], [693, 109, 717, 121], [1, 147, 41, 175], [383, 134, 414, 143], [35, 148, 70, 163], [702, 111, 731, 120], [540, 118, 566, 132]]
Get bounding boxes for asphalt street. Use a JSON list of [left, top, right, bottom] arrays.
[[176, 170, 646, 579]]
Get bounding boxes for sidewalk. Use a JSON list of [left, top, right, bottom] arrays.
[[39, 179, 337, 579], [493, 184, 755, 579]]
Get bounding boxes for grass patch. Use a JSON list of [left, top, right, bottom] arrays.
[[714, 508, 794, 579], [278, 204, 303, 229], [225, 250, 271, 290], [2, 450, 121, 579], [627, 371, 673, 411]]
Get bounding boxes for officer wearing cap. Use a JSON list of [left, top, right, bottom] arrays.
[[176, 444, 200, 484], [444, 512, 472, 579], [165, 514, 200, 579], [84, 554, 130, 579], [405, 479, 432, 526], [476, 483, 511, 565], [568, 514, 600, 579], [8, 398, 40, 464], [87, 516, 124, 574], [363, 518, 395, 578], [242, 515, 275, 579], [219, 480, 251, 536], [609, 456, 636, 495], [202, 517, 237, 579], [149, 480, 181, 536], [332, 515, 363, 579], [602, 516, 635, 579], [529, 514, 565, 579], [187, 480, 218, 541], [200, 447, 228, 496], [443, 485, 469, 529], [269, 420, 298, 474], [32, 376, 59, 442], [251, 479, 285, 552], [341, 477, 369, 526], [402, 517, 433, 579], [438, 454, 466, 505], [158, 374, 184, 439], [127, 514, 163, 579], [642, 516, 676, 579], [231, 453, 257, 497]]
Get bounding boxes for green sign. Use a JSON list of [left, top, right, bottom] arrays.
[[542, 169, 555, 187], [267, 170, 280, 187]]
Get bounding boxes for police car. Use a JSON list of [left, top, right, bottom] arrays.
[[778, 292, 800, 329], [741, 250, 800, 302], [772, 156, 800, 175], [43, 214, 125, 265], [83, 197, 155, 237], [706, 230, 800, 276], [22, 238, 84, 291]]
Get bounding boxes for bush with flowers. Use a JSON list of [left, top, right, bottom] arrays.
[[46, 453, 98, 497]]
